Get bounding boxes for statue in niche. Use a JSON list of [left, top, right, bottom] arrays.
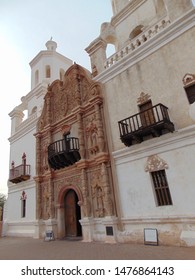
[[92, 65, 98, 77], [42, 142, 49, 171], [86, 121, 98, 154], [92, 185, 104, 217]]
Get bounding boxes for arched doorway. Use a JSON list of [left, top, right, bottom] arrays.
[[64, 189, 82, 238]]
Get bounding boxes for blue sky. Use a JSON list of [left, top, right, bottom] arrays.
[[0, 0, 113, 193]]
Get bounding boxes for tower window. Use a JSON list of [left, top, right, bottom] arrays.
[[35, 70, 39, 85], [46, 65, 51, 78], [151, 170, 172, 206], [60, 69, 65, 81]]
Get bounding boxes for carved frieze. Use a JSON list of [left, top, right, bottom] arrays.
[[37, 64, 102, 132]]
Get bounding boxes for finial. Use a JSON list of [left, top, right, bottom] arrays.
[[50, 36, 53, 41]]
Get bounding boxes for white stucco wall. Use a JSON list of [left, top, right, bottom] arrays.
[[9, 127, 36, 177], [114, 128, 195, 218]]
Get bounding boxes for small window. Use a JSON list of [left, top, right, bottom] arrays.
[[185, 84, 195, 104], [21, 199, 26, 218], [129, 25, 144, 40], [45, 65, 51, 78], [151, 170, 172, 206], [35, 70, 39, 85]]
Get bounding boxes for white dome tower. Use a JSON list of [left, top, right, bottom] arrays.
[[30, 38, 72, 90]]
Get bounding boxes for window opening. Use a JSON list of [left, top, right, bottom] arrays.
[[46, 65, 51, 78], [35, 70, 39, 85], [151, 170, 172, 206], [21, 191, 27, 218]]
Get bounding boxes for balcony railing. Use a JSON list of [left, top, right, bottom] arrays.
[[118, 103, 175, 147], [48, 137, 81, 170], [9, 164, 31, 184]]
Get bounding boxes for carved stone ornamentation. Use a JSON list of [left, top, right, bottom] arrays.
[[92, 65, 98, 77], [137, 92, 151, 105], [101, 163, 113, 216], [145, 154, 169, 172], [41, 139, 49, 172], [80, 169, 91, 217], [91, 168, 105, 217], [182, 73, 195, 86], [35, 63, 115, 239], [42, 182, 51, 220], [91, 164, 114, 218], [85, 114, 99, 155]]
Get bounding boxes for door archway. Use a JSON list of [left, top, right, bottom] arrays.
[[64, 189, 82, 237]]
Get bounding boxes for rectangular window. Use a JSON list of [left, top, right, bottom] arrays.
[[151, 170, 172, 206], [21, 199, 26, 218]]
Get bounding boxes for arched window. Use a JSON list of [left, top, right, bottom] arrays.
[[129, 25, 144, 40], [45, 65, 51, 78], [106, 43, 116, 58], [35, 70, 39, 85], [31, 106, 37, 115], [21, 191, 27, 218]]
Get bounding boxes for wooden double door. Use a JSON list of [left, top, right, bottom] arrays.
[[64, 189, 82, 237]]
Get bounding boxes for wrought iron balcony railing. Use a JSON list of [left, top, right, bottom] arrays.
[[9, 164, 31, 184], [48, 137, 81, 170], [118, 103, 175, 147]]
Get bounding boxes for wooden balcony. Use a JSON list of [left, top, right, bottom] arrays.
[[48, 137, 81, 170], [9, 164, 31, 184], [118, 103, 175, 147]]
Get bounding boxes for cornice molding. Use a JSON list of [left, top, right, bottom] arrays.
[[111, 0, 147, 26], [8, 116, 38, 144], [29, 50, 72, 68], [113, 124, 195, 164]]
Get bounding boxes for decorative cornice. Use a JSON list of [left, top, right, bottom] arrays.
[[85, 37, 107, 55], [29, 50, 72, 68], [183, 73, 195, 86], [113, 124, 195, 165], [111, 0, 147, 27], [8, 115, 38, 144], [137, 92, 151, 105], [144, 154, 168, 172]]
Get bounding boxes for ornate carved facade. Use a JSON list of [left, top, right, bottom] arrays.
[[34, 64, 115, 239]]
